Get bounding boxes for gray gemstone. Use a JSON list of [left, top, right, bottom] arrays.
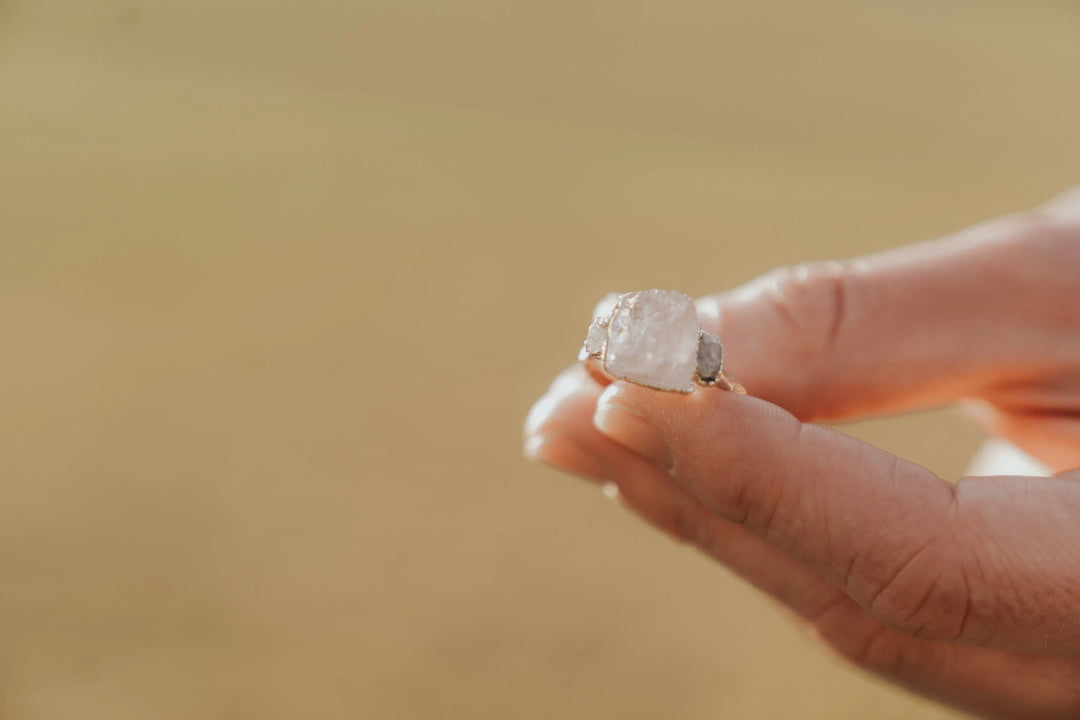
[[696, 331, 723, 382]]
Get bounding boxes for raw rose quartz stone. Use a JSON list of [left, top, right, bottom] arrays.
[[604, 290, 699, 392]]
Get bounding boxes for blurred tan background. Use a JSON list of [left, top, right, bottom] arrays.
[[1, 1, 1079, 718]]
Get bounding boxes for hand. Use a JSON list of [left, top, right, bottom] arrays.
[[524, 187, 1080, 719]]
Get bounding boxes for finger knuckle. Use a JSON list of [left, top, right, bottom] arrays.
[[688, 401, 800, 535], [867, 538, 972, 641], [766, 261, 856, 392]]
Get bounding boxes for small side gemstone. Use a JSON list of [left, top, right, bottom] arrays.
[[584, 319, 608, 357], [696, 331, 723, 383], [580, 292, 621, 360]]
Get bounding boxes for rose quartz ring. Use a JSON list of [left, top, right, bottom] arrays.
[[580, 290, 745, 394]]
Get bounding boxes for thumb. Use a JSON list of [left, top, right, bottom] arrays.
[[701, 205, 1079, 421], [594, 380, 1080, 654]]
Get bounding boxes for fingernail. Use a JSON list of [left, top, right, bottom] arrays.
[[593, 395, 671, 469], [524, 433, 611, 482], [523, 434, 549, 461]]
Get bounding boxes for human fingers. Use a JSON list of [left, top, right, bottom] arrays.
[[594, 380, 1080, 654], [696, 200, 1080, 421], [968, 400, 1080, 473], [525, 366, 843, 610], [526, 370, 1080, 716]]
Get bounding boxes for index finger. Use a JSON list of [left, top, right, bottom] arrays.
[[697, 207, 1078, 422]]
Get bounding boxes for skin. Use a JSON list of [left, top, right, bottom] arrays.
[[523, 187, 1080, 719]]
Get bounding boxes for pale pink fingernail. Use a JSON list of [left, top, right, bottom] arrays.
[[524, 433, 610, 482], [593, 397, 671, 470]]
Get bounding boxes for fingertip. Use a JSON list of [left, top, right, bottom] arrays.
[[524, 365, 604, 439], [523, 392, 560, 439], [522, 433, 547, 461], [549, 364, 592, 394], [524, 432, 611, 483]]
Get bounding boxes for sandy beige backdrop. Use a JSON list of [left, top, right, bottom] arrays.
[[2, 1, 1079, 718]]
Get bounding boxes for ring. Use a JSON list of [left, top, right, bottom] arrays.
[[579, 289, 746, 394]]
